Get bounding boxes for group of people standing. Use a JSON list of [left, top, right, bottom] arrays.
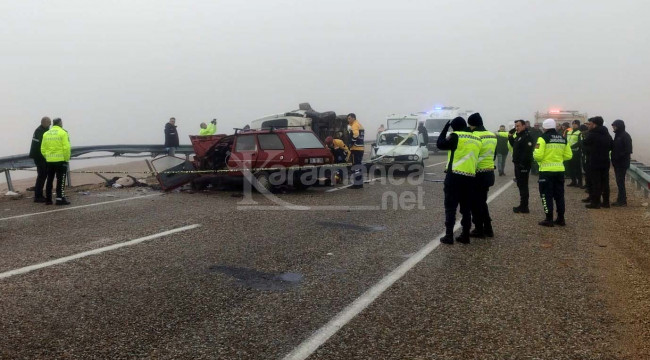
[[437, 113, 634, 244], [163, 117, 218, 156], [29, 117, 71, 205]]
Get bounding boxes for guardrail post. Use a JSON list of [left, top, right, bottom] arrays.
[[3, 169, 14, 192]]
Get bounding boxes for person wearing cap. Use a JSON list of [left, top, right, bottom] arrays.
[[347, 113, 365, 189], [533, 118, 573, 226], [437, 117, 482, 244], [582, 116, 613, 209], [611, 119, 633, 206], [467, 113, 497, 238], [199, 119, 217, 135], [41, 118, 71, 205], [565, 120, 583, 187], [509, 119, 534, 213]]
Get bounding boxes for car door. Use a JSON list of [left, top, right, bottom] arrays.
[[228, 134, 258, 171], [255, 133, 291, 169]]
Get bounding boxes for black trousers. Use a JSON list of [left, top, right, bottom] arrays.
[[538, 172, 565, 221], [444, 173, 473, 235], [351, 150, 364, 186], [45, 162, 68, 201], [33, 158, 48, 199], [471, 171, 495, 230], [589, 168, 610, 206], [514, 165, 530, 208], [614, 165, 628, 203], [569, 151, 582, 185]]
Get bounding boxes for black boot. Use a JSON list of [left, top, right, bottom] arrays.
[[469, 228, 485, 238], [538, 218, 554, 227], [440, 234, 454, 245], [585, 203, 600, 209], [456, 230, 470, 244], [554, 218, 566, 226], [55, 198, 71, 206], [484, 222, 494, 237], [513, 206, 530, 213]]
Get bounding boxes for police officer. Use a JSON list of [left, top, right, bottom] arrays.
[[199, 119, 217, 135], [347, 113, 365, 189], [437, 117, 482, 244], [533, 119, 573, 226], [41, 118, 71, 205], [566, 120, 582, 187], [509, 120, 534, 213], [495, 125, 509, 176], [29, 116, 51, 202], [468, 113, 497, 238]]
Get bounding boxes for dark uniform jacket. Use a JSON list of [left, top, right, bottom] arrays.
[[582, 125, 613, 170], [611, 120, 633, 168], [29, 125, 49, 162], [508, 130, 534, 170], [164, 122, 179, 147]]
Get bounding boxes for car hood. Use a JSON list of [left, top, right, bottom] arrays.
[[375, 145, 419, 157]]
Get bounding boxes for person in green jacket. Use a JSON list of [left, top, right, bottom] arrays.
[[533, 119, 573, 227], [199, 119, 217, 135], [41, 118, 71, 205]]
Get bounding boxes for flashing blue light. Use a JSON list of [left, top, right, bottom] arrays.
[[434, 107, 442, 110]]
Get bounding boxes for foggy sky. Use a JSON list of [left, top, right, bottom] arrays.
[[1, 0, 648, 161]]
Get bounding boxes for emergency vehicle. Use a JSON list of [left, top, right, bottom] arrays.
[[370, 114, 429, 171], [534, 109, 588, 128], [423, 106, 476, 153]]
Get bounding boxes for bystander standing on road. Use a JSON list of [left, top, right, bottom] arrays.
[[527, 121, 542, 175], [164, 117, 179, 156], [582, 116, 613, 209], [533, 119, 572, 227], [496, 125, 509, 176], [437, 117, 481, 244], [29, 116, 51, 202], [41, 118, 71, 206], [347, 113, 365, 189], [611, 119, 633, 206], [509, 120, 534, 213], [579, 123, 590, 192]]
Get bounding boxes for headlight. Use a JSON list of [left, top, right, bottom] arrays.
[[413, 155, 419, 161], [408, 155, 414, 160]]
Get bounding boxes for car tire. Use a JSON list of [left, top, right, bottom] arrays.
[[253, 171, 272, 193]]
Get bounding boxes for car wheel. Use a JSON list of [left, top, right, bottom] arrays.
[[253, 171, 272, 193]]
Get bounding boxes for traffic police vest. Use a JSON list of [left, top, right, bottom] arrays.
[[474, 130, 497, 172], [447, 131, 481, 176], [566, 129, 581, 149], [533, 131, 573, 172], [349, 120, 365, 151], [41, 125, 71, 163]]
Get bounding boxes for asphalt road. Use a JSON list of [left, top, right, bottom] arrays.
[[0, 154, 617, 359]]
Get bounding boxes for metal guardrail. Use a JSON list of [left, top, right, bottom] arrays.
[[0, 144, 195, 192], [629, 160, 650, 198]]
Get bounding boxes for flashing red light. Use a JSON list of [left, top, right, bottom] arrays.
[[549, 109, 561, 114]]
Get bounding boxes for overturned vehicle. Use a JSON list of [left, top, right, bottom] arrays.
[[153, 128, 337, 192]]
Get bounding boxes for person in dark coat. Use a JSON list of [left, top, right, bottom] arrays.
[[29, 116, 51, 202], [579, 124, 590, 191], [509, 120, 534, 213], [495, 125, 509, 176], [611, 119, 633, 206], [418, 122, 429, 146], [164, 117, 179, 156], [582, 116, 613, 208]]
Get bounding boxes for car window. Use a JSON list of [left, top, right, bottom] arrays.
[[258, 134, 285, 150], [235, 135, 257, 151], [286, 132, 324, 149]]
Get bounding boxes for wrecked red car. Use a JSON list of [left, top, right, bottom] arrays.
[[155, 128, 336, 191]]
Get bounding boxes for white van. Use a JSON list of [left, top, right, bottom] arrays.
[[370, 114, 429, 171]]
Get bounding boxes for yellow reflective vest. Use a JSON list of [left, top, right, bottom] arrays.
[[199, 123, 216, 136], [566, 129, 581, 149], [474, 130, 497, 172], [447, 131, 482, 176], [41, 125, 71, 163], [349, 120, 365, 151], [533, 130, 572, 172]]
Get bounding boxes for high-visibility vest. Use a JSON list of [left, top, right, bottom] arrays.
[[349, 120, 365, 151], [474, 130, 497, 172], [566, 129, 581, 148], [533, 131, 573, 172], [447, 131, 481, 176], [199, 123, 216, 135], [41, 125, 71, 162]]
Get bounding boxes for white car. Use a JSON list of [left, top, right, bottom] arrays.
[[371, 129, 429, 171]]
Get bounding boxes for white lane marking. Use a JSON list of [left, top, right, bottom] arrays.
[[325, 178, 381, 193], [425, 161, 447, 168], [0, 194, 161, 222], [0, 224, 201, 280], [282, 180, 514, 360]]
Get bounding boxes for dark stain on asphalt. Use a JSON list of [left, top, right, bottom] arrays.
[[208, 265, 303, 291], [317, 222, 386, 232]]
